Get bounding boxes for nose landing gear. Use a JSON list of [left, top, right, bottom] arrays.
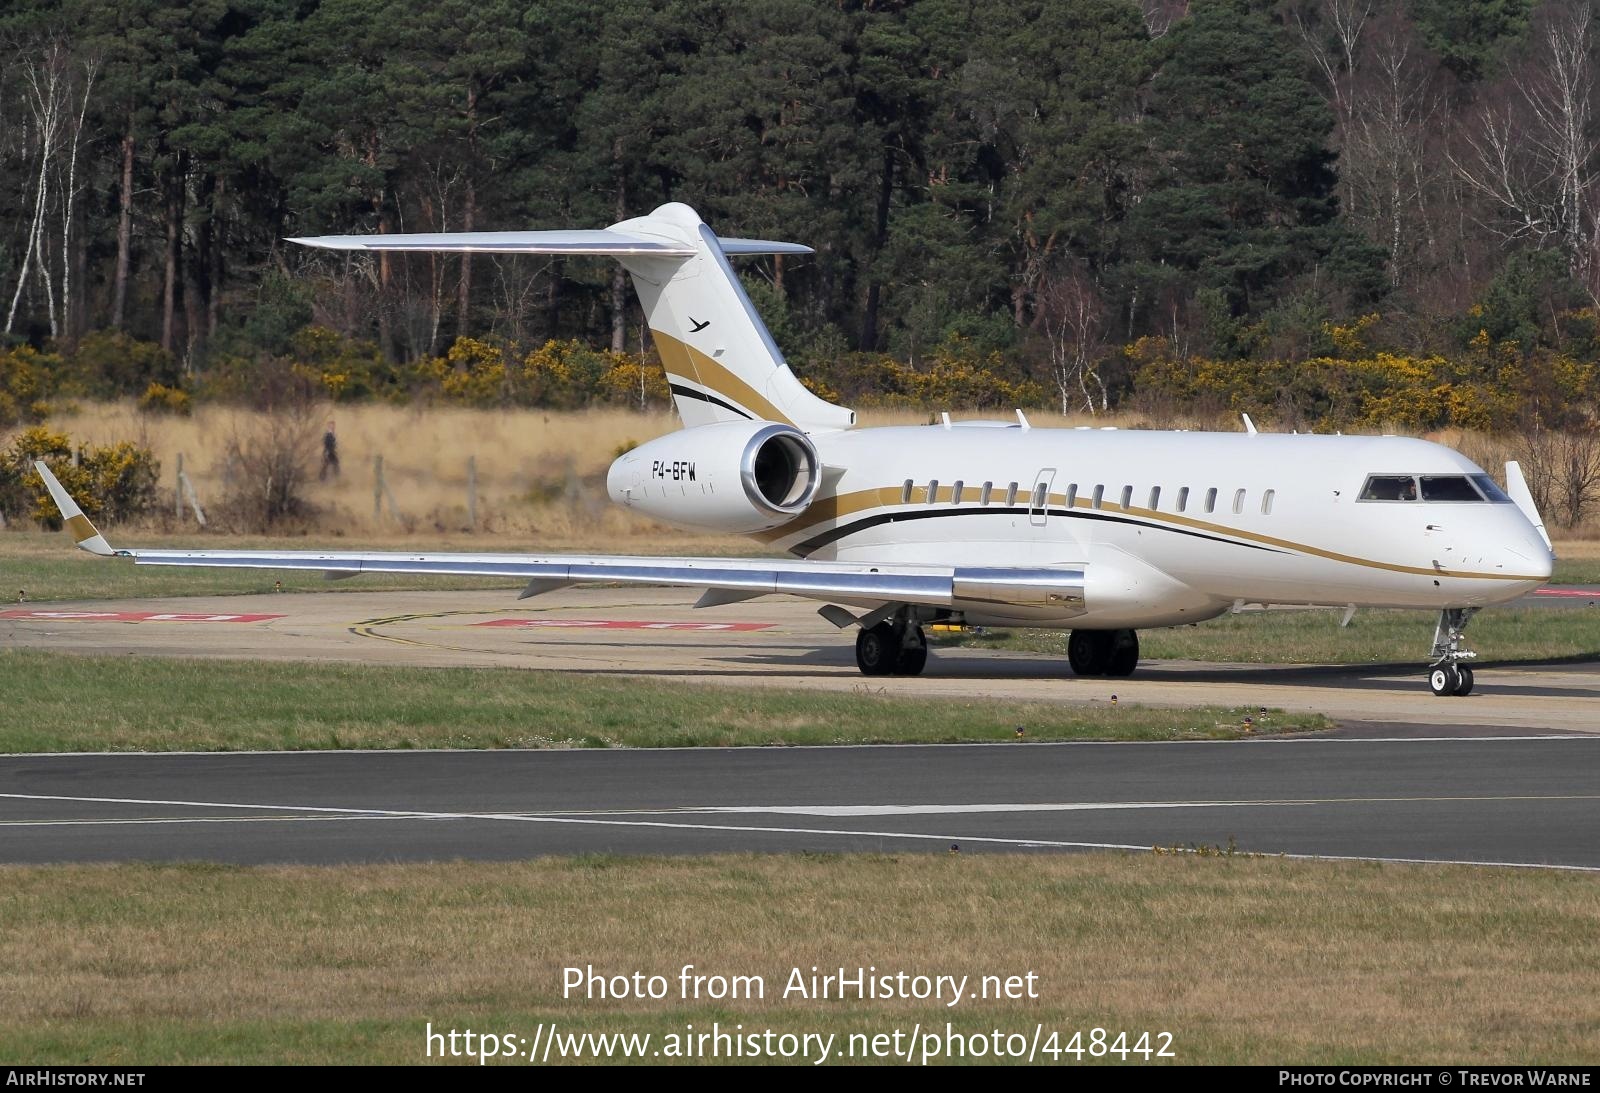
[[1428, 607, 1478, 696]]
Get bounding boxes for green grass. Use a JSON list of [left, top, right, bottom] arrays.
[[3, 855, 1597, 1064], [0, 650, 1326, 752], [939, 606, 1600, 665], [1553, 556, 1600, 584]]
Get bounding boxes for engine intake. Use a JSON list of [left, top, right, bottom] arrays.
[[745, 425, 819, 514], [607, 421, 821, 533]]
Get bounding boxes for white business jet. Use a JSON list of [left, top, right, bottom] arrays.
[[36, 203, 1555, 695]]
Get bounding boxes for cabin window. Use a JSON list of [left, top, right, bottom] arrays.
[[1092, 485, 1105, 509], [1119, 485, 1133, 510], [1031, 482, 1049, 510], [980, 481, 993, 505], [1176, 486, 1189, 513], [927, 479, 939, 504], [1261, 489, 1275, 515], [901, 479, 913, 504], [1006, 482, 1019, 506], [1421, 475, 1486, 502], [1204, 487, 1217, 513], [952, 480, 964, 504], [1359, 475, 1418, 501], [1232, 488, 1246, 515], [1148, 486, 1161, 511], [1065, 483, 1077, 508], [1470, 474, 1512, 503]]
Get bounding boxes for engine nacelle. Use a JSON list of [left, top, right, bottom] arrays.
[[606, 421, 821, 533]]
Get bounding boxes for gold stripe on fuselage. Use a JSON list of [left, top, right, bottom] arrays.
[[756, 485, 1542, 582]]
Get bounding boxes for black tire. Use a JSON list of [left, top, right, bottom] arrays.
[[855, 623, 900, 676], [1067, 630, 1112, 676], [1428, 665, 1458, 696], [1452, 665, 1474, 696], [895, 637, 929, 676], [1106, 629, 1140, 677]]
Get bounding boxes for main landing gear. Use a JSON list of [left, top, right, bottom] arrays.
[[855, 612, 929, 677], [1427, 607, 1478, 697], [1067, 629, 1139, 678]]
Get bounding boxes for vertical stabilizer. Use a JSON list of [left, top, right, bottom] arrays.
[[610, 204, 855, 432]]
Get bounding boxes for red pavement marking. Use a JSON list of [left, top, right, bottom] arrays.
[[1532, 588, 1598, 598], [0, 610, 284, 623], [473, 619, 773, 632]]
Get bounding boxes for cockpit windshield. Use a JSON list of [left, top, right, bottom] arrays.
[[1359, 473, 1504, 502], [1419, 475, 1482, 501], [1359, 475, 1418, 501], [1469, 474, 1513, 503]]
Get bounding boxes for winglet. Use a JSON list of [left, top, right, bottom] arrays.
[[1504, 460, 1554, 552], [33, 461, 116, 556]]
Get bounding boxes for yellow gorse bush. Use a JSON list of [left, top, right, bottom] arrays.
[[1128, 336, 1594, 433], [0, 425, 159, 526]]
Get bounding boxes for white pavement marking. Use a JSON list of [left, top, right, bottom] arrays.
[[0, 734, 1595, 759], [695, 794, 1600, 817], [2, 791, 1598, 872]]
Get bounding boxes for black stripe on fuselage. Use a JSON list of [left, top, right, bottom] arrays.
[[668, 382, 752, 419], [790, 505, 1290, 558]]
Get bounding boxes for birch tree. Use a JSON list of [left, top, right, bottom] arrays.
[[1452, 0, 1600, 301]]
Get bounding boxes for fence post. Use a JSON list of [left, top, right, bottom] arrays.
[[374, 453, 385, 522], [467, 455, 478, 531], [180, 471, 207, 528], [175, 452, 185, 521]]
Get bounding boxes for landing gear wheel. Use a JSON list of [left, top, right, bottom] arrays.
[[893, 626, 929, 676], [1428, 665, 1460, 697], [1426, 607, 1480, 696], [1106, 630, 1140, 678], [1067, 630, 1113, 676], [855, 623, 900, 676], [1107, 633, 1145, 675]]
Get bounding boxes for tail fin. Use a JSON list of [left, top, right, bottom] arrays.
[[291, 203, 854, 433]]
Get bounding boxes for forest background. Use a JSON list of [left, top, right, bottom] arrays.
[[6, 0, 1600, 531]]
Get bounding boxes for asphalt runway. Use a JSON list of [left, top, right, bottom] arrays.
[[2, 737, 1596, 867], [3, 586, 1598, 731]]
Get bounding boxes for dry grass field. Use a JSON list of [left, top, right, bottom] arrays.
[[3, 854, 1596, 1064]]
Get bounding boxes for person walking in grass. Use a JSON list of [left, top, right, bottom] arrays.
[[320, 420, 341, 481]]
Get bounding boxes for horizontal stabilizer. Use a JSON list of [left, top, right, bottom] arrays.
[[288, 230, 811, 258]]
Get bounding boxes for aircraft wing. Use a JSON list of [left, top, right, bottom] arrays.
[[33, 463, 1078, 614]]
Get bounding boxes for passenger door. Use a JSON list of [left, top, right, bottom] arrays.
[[1029, 468, 1055, 528]]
